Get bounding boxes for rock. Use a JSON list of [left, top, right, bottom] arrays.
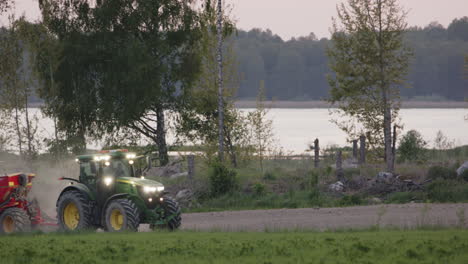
[[342, 158, 359, 169], [170, 172, 188, 179], [176, 189, 193, 201], [329, 181, 345, 192], [376, 172, 394, 183], [457, 161, 468, 176], [369, 197, 382, 204], [146, 162, 183, 178]]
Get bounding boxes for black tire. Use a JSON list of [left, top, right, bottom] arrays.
[[104, 199, 140, 232], [0, 208, 31, 234], [152, 196, 181, 230], [57, 190, 94, 231]]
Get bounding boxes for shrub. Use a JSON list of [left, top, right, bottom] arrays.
[[386, 192, 426, 204], [427, 165, 457, 180], [253, 182, 266, 196], [209, 162, 238, 197], [339, 194, 364, 206], [398, 130, 427, 163], [461, 170, 468, 182], [426, 179, 468, 202], [309, 170, 319, 188], [263, 170, 276, 181]]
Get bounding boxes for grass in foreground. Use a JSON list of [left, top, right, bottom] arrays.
[[1, 230, 468, 264]]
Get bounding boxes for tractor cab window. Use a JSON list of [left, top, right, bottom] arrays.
[[103, 160, 133, 178], [80, 161, 97, 184]]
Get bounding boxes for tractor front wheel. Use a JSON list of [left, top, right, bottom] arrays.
[[57, 190, 94, 231], [0, 208, 31, 234], [104, 199, 140, 232], [151, 196, 181, 230]]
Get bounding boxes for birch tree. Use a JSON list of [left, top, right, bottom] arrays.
[[327, 0, 412, 173], [216, 0, 225, 161]]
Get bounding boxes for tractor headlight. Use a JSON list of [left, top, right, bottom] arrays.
[[103, 177, 113, 186], [126, 154, 136, 159], [157, 186, 164, 192], [143, 186, 157, 193]]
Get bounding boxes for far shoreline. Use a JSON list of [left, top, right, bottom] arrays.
[[235, 100, 468, 109], [29, 100, 468, 109]]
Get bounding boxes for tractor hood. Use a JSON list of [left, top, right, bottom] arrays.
[[116, 177, 164, 188]]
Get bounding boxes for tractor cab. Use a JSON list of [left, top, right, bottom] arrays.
[[77, 149, 137, 184]]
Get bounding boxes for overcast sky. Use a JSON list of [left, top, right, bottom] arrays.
[[3, 0, 468, 40]]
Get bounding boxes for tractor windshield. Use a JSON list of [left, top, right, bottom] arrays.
[[103, 159, 133, 178]]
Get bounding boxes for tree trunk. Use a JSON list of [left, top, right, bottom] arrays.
[[216, 0, 224, 162], [225, 129, 237, 167], [156, 107, 169, 166], [383, 94, 394, 173], [24, 94, 32, 157]]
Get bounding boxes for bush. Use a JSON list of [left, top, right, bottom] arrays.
[[253, 182, 266, 196], [398, 130, 427, 163], [386, 192, 426, 204], [426, 179, 468, 202], [263, 170, 276, 181], [427, 165, 457, 180], [461, 170, 468, 182], [209, 162, 238, 197], [339, 194, 364, 206]]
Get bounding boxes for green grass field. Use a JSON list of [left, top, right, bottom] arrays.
[[1, 230, 468, 264]]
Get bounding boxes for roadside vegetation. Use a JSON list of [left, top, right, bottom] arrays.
[[1, 230, 468, 263]]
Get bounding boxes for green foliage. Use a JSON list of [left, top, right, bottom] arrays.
[[386, 192, 426, 204], [339, 194, 364, 206], [2, 231, 468, 263], [263, 170, 277, 181], [327, 0, 411, 168], [253, 182, 266, 196], [39, 0, 201, 161], [398, 130, 428, 163], [427, 179, 468, 202], [209, 162, 238, 197], [427, 166, 457, 180], [461, 170, 468, 182]]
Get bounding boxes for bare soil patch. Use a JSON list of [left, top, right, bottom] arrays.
[[179, 203, 468, 231]]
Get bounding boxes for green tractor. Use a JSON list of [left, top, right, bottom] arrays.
[[56, 149, 181, 232]]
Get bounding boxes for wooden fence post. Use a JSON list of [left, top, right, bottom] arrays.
[[314, 138, 320, 168], [187, 155, 195, 181], [359, 135, 366, 165], [336, 150, 344, 181]]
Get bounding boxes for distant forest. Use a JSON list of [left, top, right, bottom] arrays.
[[234, 17, 468, 101]]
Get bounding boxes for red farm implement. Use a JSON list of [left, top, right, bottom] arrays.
[[0, 173, 57, 234]]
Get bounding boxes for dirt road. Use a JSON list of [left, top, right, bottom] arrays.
[[178, 203, 468, 231]]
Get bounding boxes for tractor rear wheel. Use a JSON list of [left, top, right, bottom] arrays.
[[0, 208, 31, 234], [151, 196, 181, 230], [57, 190, 94, 231], [104, 199, 140, 232]]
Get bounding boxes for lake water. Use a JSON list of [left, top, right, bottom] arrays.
[[28, 108, 468, 154]]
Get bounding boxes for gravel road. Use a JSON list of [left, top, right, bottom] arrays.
[[177, 203, 468, 231]]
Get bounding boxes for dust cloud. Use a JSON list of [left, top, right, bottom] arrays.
[[0, 154, 78, 220]]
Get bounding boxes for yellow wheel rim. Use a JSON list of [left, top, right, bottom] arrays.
[[110, 209, 124, 231], [63, 202, 80, 230], [3, 215, 15, 233]]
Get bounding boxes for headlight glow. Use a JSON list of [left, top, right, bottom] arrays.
[[103, 177, 113, 186], [143, 186, 157, 193], [94, 155, 111, 161], [129, 160, 134, 165], [157, 186, 164, 192], [126, 154, 136, 159]]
